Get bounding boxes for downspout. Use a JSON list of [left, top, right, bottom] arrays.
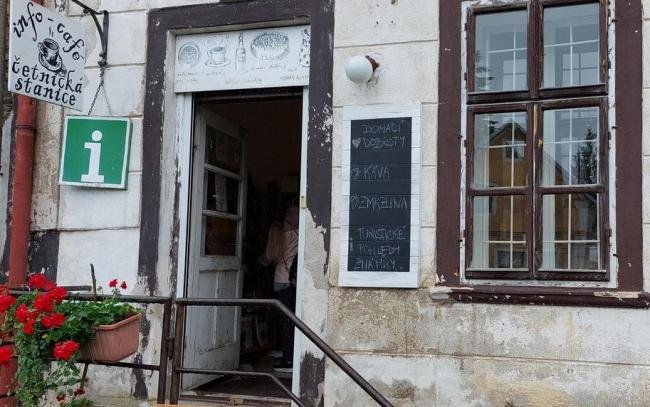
[[8, 95, 36, 287], [7, 0, 42, 287], [1, 0, 42, 403], [0, 0, 6, 110]]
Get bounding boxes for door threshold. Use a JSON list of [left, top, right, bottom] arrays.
[[181, 391, 291, 407]]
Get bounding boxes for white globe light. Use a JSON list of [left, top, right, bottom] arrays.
[[345, 55, 375, 84]]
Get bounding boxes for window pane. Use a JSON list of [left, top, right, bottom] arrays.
[[542, 193, 601, 271], [204, 171, 239, 215], [475, 10, 528, 92], [203, 216, 238, 256], [542, 107, 599, 186], [473, 112, 527, 188], [544, 3, 600, 87], [205, 126, 242, 173], [470, 195, 527, 270]]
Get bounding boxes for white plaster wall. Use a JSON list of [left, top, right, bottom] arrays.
[[24, 0, 650, 404], [325, 0, 650, 406], [29, 0, 224, 400]]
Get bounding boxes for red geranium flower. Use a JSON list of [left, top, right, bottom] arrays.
[[0, 346, 13, 365], [53, 340, 79, 361], [15, 304, 30, 323], [0, 294, 15, 313], [49, 287, 68, 303], [33, 293, 54, 313], [27, 274, 48, 290], [22, 319, 35, 335], [44, 281, 56, 292], [73, 388, 85, 396], [108, 279, 118, 288], [120, 281, 127, 290], [41, 313, 65, 329], [56, 393, 65, 401]]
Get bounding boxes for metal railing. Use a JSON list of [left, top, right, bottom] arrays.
[[170, 298, 393, 407], [6, 291, 393, 406], [8, 290, 173, 404]]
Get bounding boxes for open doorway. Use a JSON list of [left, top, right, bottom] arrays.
[[182, 91, 303, 401]]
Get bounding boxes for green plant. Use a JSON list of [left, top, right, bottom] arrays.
[[0, 275, 137, 407]]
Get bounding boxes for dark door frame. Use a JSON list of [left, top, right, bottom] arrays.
[[139, 1, 333, 405]]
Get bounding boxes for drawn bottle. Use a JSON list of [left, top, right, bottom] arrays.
[[236, 33, 246, 71]]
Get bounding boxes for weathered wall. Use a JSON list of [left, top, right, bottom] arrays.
[[18, 0, 650, 405], [26, 0, 334, 402], [323, 0, 650, 406], [26, 0, 224, 400]]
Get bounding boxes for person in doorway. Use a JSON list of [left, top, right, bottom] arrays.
[[258, 199, 299, 372]]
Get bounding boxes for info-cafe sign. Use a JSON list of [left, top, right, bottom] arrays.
[[9, 0, 85, 110], [60, 116, 132, 189]]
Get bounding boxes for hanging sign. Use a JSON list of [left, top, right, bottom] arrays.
[[339, 104, 421, 288], [8, 0, 85, 110], [174, 25, 310, 93], [59, 116, 131, 189]]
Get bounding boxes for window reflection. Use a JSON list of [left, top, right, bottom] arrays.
[[470, 195, 527, 270], [542, 107, 599, 186], [544, 3, 600, 87], [542, 194, 601, 270], [473, 112, 527, 188], [475, 10, 528, 92]]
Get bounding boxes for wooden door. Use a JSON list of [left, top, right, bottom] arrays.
[[183, 107, 246, 389]]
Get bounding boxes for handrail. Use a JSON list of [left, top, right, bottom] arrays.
[[171, 298, 394, 407], [5, 291, 393, 406], [7, 291, 174, 404]]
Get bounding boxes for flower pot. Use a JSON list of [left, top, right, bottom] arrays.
[[81, 313, 142, 362]]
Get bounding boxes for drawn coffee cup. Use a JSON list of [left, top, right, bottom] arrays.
[[39, 39, 60, 66], [208, 46, 226, 63]]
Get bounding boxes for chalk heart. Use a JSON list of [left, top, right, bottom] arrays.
[[352, 138, 361, 149]]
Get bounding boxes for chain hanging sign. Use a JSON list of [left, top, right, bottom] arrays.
[[8, 0, 85, 110]]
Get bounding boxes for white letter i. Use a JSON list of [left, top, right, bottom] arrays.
[[81, 130, 105, 183]]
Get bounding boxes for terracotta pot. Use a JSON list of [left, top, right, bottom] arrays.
[[81, 313, 142, 362]]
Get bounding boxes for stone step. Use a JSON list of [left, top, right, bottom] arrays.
[[156, 393, 291, 407]]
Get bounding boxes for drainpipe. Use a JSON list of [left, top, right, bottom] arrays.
[[7, 0, 42, 288], [8, 95, 36, 288], [1, 0, 42, 402], [0, 0, 6, 110]]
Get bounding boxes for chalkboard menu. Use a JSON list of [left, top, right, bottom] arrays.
[[347, 117, 412, 273], [339, 104, 420, 288]]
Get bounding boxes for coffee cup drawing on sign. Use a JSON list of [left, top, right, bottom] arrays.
[[38, 38, 67, 76], [205, 46, 231, 68]]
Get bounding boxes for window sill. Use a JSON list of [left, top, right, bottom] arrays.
[[430, 286, 650, 309]]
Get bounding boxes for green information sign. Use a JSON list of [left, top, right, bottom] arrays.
[[59, 116, 132, 189]]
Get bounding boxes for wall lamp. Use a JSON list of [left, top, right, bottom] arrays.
[[345, 55, 379, 84]]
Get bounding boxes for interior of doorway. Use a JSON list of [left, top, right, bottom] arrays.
[[190, 93, 303, 399]]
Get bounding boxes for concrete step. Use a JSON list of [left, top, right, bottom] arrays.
[[157, 393, 291, 407]]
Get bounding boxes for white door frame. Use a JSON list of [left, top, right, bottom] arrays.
[[174, 87, 310, 392]]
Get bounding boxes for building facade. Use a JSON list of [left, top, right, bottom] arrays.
[[1, 0, 649, 405]]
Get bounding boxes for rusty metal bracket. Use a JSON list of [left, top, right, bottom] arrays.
[[70, 0, 109, 66]]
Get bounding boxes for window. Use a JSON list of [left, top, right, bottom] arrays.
[[464, 0, 610, 281]]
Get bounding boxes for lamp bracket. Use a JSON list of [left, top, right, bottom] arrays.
[[70, 0, 109, 67]]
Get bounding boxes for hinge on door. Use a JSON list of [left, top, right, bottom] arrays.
[[299, 195, 307, 209], [166, 336, 175, 359]]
